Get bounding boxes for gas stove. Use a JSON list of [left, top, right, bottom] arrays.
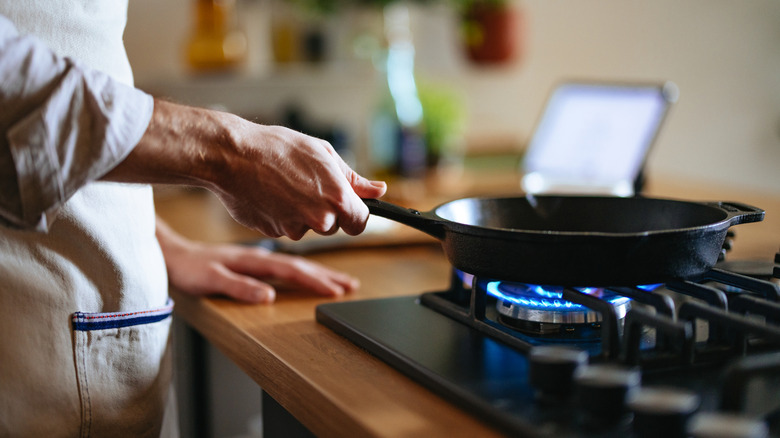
[[316, 251, 780, 437]]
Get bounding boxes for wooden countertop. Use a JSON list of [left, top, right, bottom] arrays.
[[156, 173, 780, 438]]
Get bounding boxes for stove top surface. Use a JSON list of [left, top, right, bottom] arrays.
[[316, 264, 780, 437], [317, 295, 542, 436]]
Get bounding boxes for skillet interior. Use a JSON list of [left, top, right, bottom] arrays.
[[433, 196, 728, 234]]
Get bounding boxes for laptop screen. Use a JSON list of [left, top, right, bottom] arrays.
[[521, 82, 677, 196]]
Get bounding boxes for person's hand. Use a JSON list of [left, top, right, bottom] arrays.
[[210, 120, 386, 240], [105, 99, 387, 241], [156, 219, 357, 303]]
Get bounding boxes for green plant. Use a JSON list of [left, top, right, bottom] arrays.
[[417, 82, 466, 163], [451, 0, 509, 14]]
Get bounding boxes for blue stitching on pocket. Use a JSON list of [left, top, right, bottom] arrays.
[[72, 298, 174, 331]]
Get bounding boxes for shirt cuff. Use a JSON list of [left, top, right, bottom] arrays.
[[6, 62, 154, 231]]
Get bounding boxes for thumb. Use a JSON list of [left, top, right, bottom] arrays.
[[345, 168, 387, 199], [328, 146, 387, 199]]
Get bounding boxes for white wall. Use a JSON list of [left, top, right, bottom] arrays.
[[125, 0, 780, 195]]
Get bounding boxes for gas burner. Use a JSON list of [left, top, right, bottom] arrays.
[[486, 282, 632, 337]]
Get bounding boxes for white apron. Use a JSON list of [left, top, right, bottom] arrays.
[[0, 1, 175, 437]]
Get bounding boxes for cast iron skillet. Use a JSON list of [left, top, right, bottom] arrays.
[[363, 195, 764, 286]]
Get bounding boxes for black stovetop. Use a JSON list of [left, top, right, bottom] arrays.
[[316, 259, 780, 437]]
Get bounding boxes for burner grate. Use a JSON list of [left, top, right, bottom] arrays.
[[420, 265, 780, 366]]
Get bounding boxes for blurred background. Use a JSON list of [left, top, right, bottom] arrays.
[[124, 0, 780, 436], [127, 0, 780, 194]]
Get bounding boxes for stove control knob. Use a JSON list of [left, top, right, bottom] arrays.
[[574, 364, 640, 426], [529, 346, 588, 402], [687, 412, 769, 438], [627, 386, 700, 438]]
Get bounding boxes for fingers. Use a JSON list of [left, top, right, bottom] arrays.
[[349, 172, 387, 200], [327, 142, 387, 200], [306, 210, 339, 237], [222, 127, 386, 240], [209, 263, 277, 303], [322, 145, 387, 236], [291, 267, 358, 297], [229, 248, 358, 297], [164, 236, 357, 303], [335, 174, 386, 236]]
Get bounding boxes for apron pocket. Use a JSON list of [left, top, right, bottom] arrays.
[[71, 299, 174, 438]]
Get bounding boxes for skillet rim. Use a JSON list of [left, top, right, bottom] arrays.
[[428, 194, 749, 238]]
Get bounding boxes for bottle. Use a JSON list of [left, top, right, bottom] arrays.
[[186, 0, 247, 72], [369, 4, 426, 180]]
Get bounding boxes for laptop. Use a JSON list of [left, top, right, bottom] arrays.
[[520, 81, 678, 197]]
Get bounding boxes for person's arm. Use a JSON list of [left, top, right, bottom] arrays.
[[0, 12, 384, 302], [125, 99, 384, 301], [0, 12, 385, 238], [103, 99, 386, 240]]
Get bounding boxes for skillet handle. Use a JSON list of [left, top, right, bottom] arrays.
[[362, 199, 446, 240], [705, 201, 765, 226]]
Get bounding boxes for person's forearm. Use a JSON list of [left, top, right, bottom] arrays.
[[102, 98, 233, 191], [105, 97, 386, 239]]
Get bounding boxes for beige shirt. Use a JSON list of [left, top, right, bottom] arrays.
[[0, 2, 173, 436]]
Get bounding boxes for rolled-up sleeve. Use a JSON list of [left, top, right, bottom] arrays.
[[0, 14, 153, 232]]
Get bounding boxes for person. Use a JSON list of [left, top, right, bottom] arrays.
[[0, 1, 386, 436]]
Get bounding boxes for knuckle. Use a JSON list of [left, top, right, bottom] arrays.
[[283, 223, 308, 241], [347, 169, 361, 187], [311, 212, 338, 235]]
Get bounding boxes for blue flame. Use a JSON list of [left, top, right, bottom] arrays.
[[486, 281, 632, 311]]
